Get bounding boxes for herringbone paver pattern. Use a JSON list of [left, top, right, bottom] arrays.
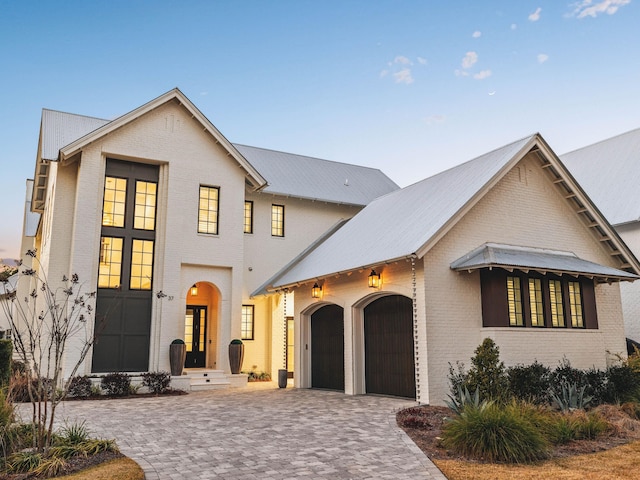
[[49, 383, 447, 479]]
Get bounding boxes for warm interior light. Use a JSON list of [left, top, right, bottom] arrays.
[[368, 269, 380, 288], [311, 282, 322, 298], [190, 284, 198, 296]]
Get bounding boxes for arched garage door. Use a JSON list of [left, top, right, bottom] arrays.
[[311, 304, 344, 391], [364, 295, 416, 398]]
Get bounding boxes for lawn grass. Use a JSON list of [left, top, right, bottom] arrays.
[[434, 440, 640, 480], [55, 457, 144, 480]]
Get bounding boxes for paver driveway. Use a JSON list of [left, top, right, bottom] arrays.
[[47, 383, 447, 479]]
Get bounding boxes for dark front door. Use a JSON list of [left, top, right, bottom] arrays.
[[311, 304, 344, 391], [364, 295, 416, 399], [185, 306, 207, 368]]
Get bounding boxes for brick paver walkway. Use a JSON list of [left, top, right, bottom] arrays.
[[46, 383, 447, 479]]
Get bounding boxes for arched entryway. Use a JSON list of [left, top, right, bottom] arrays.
[[184, 282, 220, 369], [311, 304, 345, 391], [364, 295, 415, 398]]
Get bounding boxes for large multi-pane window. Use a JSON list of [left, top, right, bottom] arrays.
[[271, 204, 284, 237], [528, 278, 545, 327], [507, 276, 523, 326], [134, 181, 157, 230], [568, 281, 584, 328], [129, 239, 154, 290], [241, 305, 254, 340], [198, 186, 219, 234], [102, 177, 127, 227], [244, 201, 253, 234], [98, 237, 123, 288], [480, 270, 597, 330]]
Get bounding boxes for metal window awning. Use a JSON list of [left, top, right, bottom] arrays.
[[450, 243, 639, 283]]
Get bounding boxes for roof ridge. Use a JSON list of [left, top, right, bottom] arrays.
[[233, 143, 388, 173], [42, 108, 111, 123], [561, 126, 640, 156]]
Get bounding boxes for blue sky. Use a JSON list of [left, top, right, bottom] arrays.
[[1, 0, 639, 260]]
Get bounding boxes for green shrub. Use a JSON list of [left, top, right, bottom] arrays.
[[58, 421, 89, 446], [100, 373, 131, 396], [33, 456, 67, 477], [441, 401, 549, 463], [67, 375, 94, 398], [550, 358, 586, 390], [450, 338, 510, 403], [544, 410, 608, 444], [0, 339, 12, 388], [603, 364, 640, 404], [507, 361, 552, 405], [6, 451, 43, 473], [141, 371, 171, 394]]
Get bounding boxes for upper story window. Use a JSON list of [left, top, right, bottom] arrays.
[[244, 201, 253, 234], [129, 239, 154, 290], [102, 177, 127, 227], [480, 269, 596, 330], [198, 186, 219, 235], [134, 181, 157, 230], [98, 236, 123, 288], [241, 305, 255, 340], [271, 204, 284, 237]]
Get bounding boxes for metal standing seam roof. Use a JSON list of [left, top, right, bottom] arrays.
[[234, 144, 399, 206], [450, 243, 638, 282], [41, 109, 110, 161], [38, 110, 398, 207], [561, 127, 640, 226], [269, 135, 538, 289]]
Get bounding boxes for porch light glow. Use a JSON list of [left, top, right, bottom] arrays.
[[368, 269, 381, 288], [190, 284, 198, 296], [311, 282, 322, 298]]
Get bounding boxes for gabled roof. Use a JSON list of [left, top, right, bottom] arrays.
[[451, 243, 638, 282], [268, 133, 640, 290], [561, 127, 640, 226], [235, 144, 398, 206], [33, 88, 267, 211]]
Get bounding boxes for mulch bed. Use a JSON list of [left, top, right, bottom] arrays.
[[396, 405, 640, 462]]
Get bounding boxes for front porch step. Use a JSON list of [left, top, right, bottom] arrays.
[[183, 369, 230, 391]]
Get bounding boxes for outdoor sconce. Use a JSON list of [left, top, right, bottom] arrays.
[[368, 269, 381, 288], [311, 282, 322, 298], [190, 283, 198, 296]]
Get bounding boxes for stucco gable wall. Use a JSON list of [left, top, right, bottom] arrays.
[[423, 152, 627, 405]]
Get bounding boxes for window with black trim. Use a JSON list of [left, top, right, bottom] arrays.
[[198, 186, 219, 234], [480, 269, 595, 329], [241, 305, 254, 340], [244, 201, 253, 234], [271, 204, 284, 237]]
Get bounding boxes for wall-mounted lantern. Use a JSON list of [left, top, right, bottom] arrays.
[[368, 269, 381, 288], [311, 282, 322, 299], [190, 283, 198, 296]]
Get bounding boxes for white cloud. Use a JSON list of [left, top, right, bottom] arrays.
[[394, 68, 414, 84], [379, 69, 389, 78], [417, 56, 427, 65], [461, 51, 478, 69], [472, 31, 482, 38], [537, 53, 549, 63], [511, 23, 518, 30], [394, 55, 412, 65], [473, 70, 492, 80], [529, 7, 542, 21], [570, 0, 631, 18], [454, 69, 469, 77]]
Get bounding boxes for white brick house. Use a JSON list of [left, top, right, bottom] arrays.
[[13, 89, 640, 405]]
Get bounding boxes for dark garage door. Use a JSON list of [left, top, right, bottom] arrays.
[[311, 305, 344, 391], [364, 295, 416, 398]]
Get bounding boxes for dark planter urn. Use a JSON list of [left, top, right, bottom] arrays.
[[278, 369, 288, 388], [169, 343, 186, 376], [228, 343, 244, 374]]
